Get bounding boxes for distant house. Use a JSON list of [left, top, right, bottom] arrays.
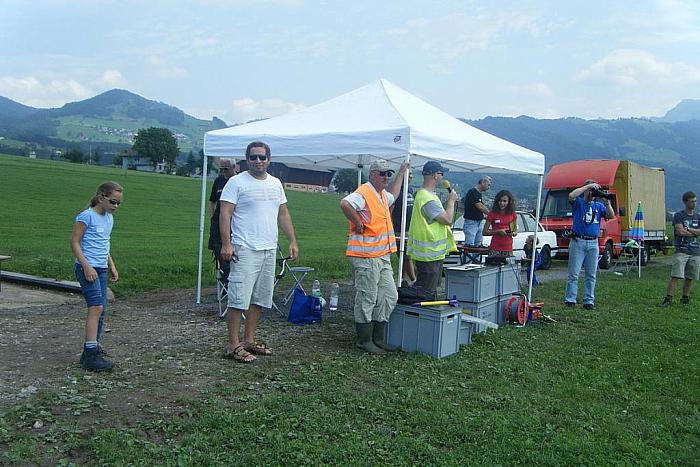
[[238, 161, 335, 193], [120, 148, 161, 172]]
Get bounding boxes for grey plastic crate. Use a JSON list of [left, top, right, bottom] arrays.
[[459, 317, 474, 346], [498, 264, 522, 296], [444, 265, 498, 302], [460, 297, 498, 334], [387, 304, 461, 358]]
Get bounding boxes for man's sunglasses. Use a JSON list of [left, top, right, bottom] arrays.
[[248, 155, 268, 161], [106, 198, 121, 206], [375, 170, 394, 177]]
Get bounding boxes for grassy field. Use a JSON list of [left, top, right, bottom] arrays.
[[1, 265, 698, 465], [0, 155, 351, 296], [1, 154, 698, 464]]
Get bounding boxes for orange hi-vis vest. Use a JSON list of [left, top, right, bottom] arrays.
[[345, 183, 398, 258]]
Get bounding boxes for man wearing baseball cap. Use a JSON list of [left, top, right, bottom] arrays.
[[407, 160, 458, 293], [340, 159, 408, 354]]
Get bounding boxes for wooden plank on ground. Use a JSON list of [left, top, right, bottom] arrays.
[[0, 271, 82, 293]]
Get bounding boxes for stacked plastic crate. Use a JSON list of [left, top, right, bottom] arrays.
[[444, 262, 522, 339]]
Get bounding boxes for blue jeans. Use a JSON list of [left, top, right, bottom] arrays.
[[462, 219, 484, 262], [565, 238, 598, 305], [75, 264, 108, 340]]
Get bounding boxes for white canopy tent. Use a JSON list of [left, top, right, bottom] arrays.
[[199, 79, 545, 304]]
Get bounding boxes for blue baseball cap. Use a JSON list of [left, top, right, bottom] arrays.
[[422, 160, 448, 175]]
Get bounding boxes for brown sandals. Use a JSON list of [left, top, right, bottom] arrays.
[[224, 344, 256, 363], [244, 341, 273, 356]]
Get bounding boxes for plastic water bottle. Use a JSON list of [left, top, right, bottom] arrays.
[[329, 283, 339, 311], [311, 279, 321, 298]]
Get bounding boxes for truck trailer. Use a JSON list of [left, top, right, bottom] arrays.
[[540, 159, 666, 269]]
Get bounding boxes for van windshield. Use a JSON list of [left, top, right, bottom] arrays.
[[542, 191, 572, 218]]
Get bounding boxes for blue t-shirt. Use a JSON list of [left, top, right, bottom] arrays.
[[75, 208, 113, 268], [570, 196, 608, 238]]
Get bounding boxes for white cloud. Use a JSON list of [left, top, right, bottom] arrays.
[[576, 49, 700, 86], [0, 75, 92, 108], [507, 83, 553, 98], [0, 70, 129, 108], [597, 0, 700, 46], [228, 97, 305, 123], [94, 69, 127, 89], [385, 10, 550, 59]]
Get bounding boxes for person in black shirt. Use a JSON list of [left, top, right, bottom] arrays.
[[660, 191, 700, 307], [461, 176, 492, 262], [208, 158, 238, 274]]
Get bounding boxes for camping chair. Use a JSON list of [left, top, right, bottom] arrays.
[[215, 258, 231, 318], [214, 254, 246, 320], [272, 247, 314, 317], [611, 239, 641, 275]]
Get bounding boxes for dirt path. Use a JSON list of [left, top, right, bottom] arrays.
[[0, 283, 358, 410], [0, 255, 672, 411]]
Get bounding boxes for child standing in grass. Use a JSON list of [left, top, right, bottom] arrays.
[[70, 181, 123, 372]]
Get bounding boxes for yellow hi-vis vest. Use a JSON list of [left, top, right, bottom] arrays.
[[345, 183, 397, 258], [407, 188, 457, 262]]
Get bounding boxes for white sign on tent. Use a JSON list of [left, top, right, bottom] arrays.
[[199, 79, 545, 304]]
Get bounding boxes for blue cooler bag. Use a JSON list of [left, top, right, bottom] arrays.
[[288, 287, 322, 325]]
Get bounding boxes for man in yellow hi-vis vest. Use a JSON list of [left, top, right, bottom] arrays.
[[340, 159, 408, 354], [408, 161, 458, 293]]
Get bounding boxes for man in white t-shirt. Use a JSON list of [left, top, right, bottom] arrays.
[[219, 141, 299, 363]]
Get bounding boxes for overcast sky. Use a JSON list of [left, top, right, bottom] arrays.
[[1, 0, 698, 124]]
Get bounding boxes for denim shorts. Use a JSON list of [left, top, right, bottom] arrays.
[[74, 263, 108, 308]]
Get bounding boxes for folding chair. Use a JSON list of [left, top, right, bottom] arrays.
[[611, 240, 641, 275], [272, 247, 314, 316], [215, 258, 230, 318]]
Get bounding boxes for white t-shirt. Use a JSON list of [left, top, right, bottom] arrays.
[[220, 171, 288, 251], [343, 182, 395, 224]]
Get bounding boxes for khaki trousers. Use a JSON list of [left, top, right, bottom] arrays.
[[349, 255, 398, 323]]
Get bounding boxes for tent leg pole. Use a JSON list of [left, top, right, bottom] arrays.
[[196, 154, 209, 304], [397, 153, 411, 286], [528, 175, 543, 305]]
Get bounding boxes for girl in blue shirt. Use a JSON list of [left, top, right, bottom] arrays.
[[70, 181, 123, 371]]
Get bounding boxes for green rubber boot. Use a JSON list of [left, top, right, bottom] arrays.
[[355, 323, 386, 355], [372, 321, 398, 352]]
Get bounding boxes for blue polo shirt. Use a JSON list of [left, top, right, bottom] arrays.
[[570, 196, 608, 238]]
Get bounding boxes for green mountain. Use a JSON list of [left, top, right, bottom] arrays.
[[0, 89, 227, 156], [656, 98, 700, 123], [450, 116, 700, 209], [0, 95, 36, 119]]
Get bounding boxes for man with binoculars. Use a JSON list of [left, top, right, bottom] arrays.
[[564, 179, 616, 310]]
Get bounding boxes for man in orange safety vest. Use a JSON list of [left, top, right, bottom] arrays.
[[340, 159, 408, 354]]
